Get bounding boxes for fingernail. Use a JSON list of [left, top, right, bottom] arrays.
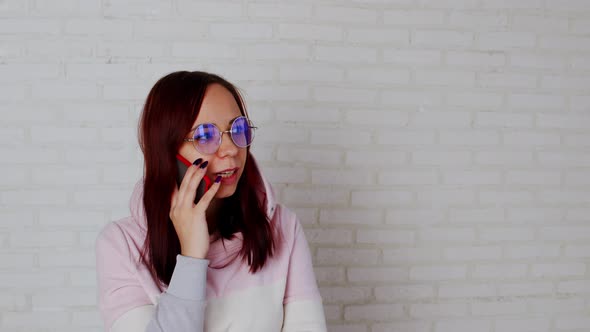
[[215, 175, 222, 183], [199, 161, 209, 169], [193, 158, 203, 166]]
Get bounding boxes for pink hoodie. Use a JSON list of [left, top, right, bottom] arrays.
[[95, 156, 327, 332]]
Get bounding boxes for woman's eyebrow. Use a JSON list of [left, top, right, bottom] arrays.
[[190, 115, 241, 131]]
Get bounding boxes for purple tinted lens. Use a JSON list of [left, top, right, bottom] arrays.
[[231, 117, 254, 147], [194, 124, 220, 154]]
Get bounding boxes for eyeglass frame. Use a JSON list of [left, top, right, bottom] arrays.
[[183, 115, 258, 155]]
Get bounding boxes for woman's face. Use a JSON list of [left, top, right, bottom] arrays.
[[178, 83, 248, 199]]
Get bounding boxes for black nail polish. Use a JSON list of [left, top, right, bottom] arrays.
[[215, 175, 222, 183], [199, 161, 209, 169], [193, 158, 203, 166]]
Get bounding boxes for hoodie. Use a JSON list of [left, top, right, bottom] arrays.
[[95, 155, 327, 332]]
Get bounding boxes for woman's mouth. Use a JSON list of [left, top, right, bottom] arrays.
[[215, 168, 239, 185]]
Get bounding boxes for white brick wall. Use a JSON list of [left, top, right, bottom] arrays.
[[1, 1, 589, 331]]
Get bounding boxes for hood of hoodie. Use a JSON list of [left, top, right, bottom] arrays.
[[128, 153, 278, 248]]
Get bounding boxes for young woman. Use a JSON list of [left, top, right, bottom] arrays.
[[95, 71, 327, 332]]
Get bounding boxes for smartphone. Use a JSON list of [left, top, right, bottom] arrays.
[[175, 153, 212, 205]]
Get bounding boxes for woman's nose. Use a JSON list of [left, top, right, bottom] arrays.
[[217, 132, 238, 157]]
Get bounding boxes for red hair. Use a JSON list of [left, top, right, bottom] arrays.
[[137, 71, 280, 290]]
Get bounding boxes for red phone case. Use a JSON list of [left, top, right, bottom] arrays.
[[176, 154, 212, 204]]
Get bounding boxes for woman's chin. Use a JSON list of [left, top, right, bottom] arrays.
[[214, 186, 237, 198]]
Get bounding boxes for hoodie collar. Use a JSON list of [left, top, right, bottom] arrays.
[[129, 153, 277, 234]]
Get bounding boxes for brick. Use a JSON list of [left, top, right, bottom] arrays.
[[313, 170, 372, 185], [39, 250, 95, 267], [2, 312, 69, 328], [499, 282, 553, 296], [503, 132, 560, 146], [347, 28, 408, 44], [347, 68, 410, 85], [32, 167, 99, 185], [475, 151, 533, 165], [9, 231, 75, 247], [315, 267, 345, 284], [410, 303, 468, 318], [210, 23, 273, 40], [375, 284, 434, 300], [319, 208, 382, 225], [435, 320, 491, 332], [442, 170, 501, 185], [532, 263, 586, 277], [317, 248, 379, 265], [314, 46, 377, 64], [242, 43, 309, 60], [345, 150, 407, 167], [383, 247, 442, 263], [0, 19, 61, 34], [480, 227, 533, 241], [471, 300, 527, 315], [410, 265, 467, 281], [348, 267, 408, 282], [378, 170, 438, 185], [473, 264, 527, 279], [479, 32, 536, 50], [411, 151, 471, 166], [386, 209, 445, 225], [479, 191, 534, 205], [357, 229, 416, 245], [176, 1, 242, 18], [506, 171, 561, 185], [414, 70, 475, 87], [65, 19, 132, 39], [344, 304, 404, 321], [3, 190, 67, 206], [280, 65, 344, 82], [384, 49, 441, 65], [494, 318, 550, 332], [247, 4, 311, 19], [314, 6, 377, 23], [279, 24, 343, 41], [443, 246, 502, 260], [412, 30, 474, 47], [351, 190, 414, 207], [172, 43, 238, 59], [384, 10, 445, 25], [33, 288, 96, 307], [510, 52, 566, 70], [378, 130, 436, 145], [277, 148, 342, 165], [284, 188, 348, 206], [478, 73, 536, 89], [248, 85, 310, 102], [319, 287, 371, 303], [344, 109, 404, 128], [311, 128, 371, 145], [447, 51, 505, 67], [438, 283, 496, 298], [304, 228, 353, 245], [449, 11, 508, 28], [381, 90, 443, 106]]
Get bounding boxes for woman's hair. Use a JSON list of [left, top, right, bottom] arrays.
[[137, 71, 280, 290]]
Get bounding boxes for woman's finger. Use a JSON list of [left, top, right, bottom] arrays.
[[182, 161, 209, 208], [171, 184, 178, 208], [194, 176, 221, 212], [177, 162, 200, 207]]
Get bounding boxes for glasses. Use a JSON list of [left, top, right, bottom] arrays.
[[184, 116, 258, 155]]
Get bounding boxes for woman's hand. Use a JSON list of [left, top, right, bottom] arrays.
[[169, 160, 221, 259]]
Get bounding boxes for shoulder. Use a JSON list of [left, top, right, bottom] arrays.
[[270, 203, 304, 245], [95, 217, 146, 269]]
